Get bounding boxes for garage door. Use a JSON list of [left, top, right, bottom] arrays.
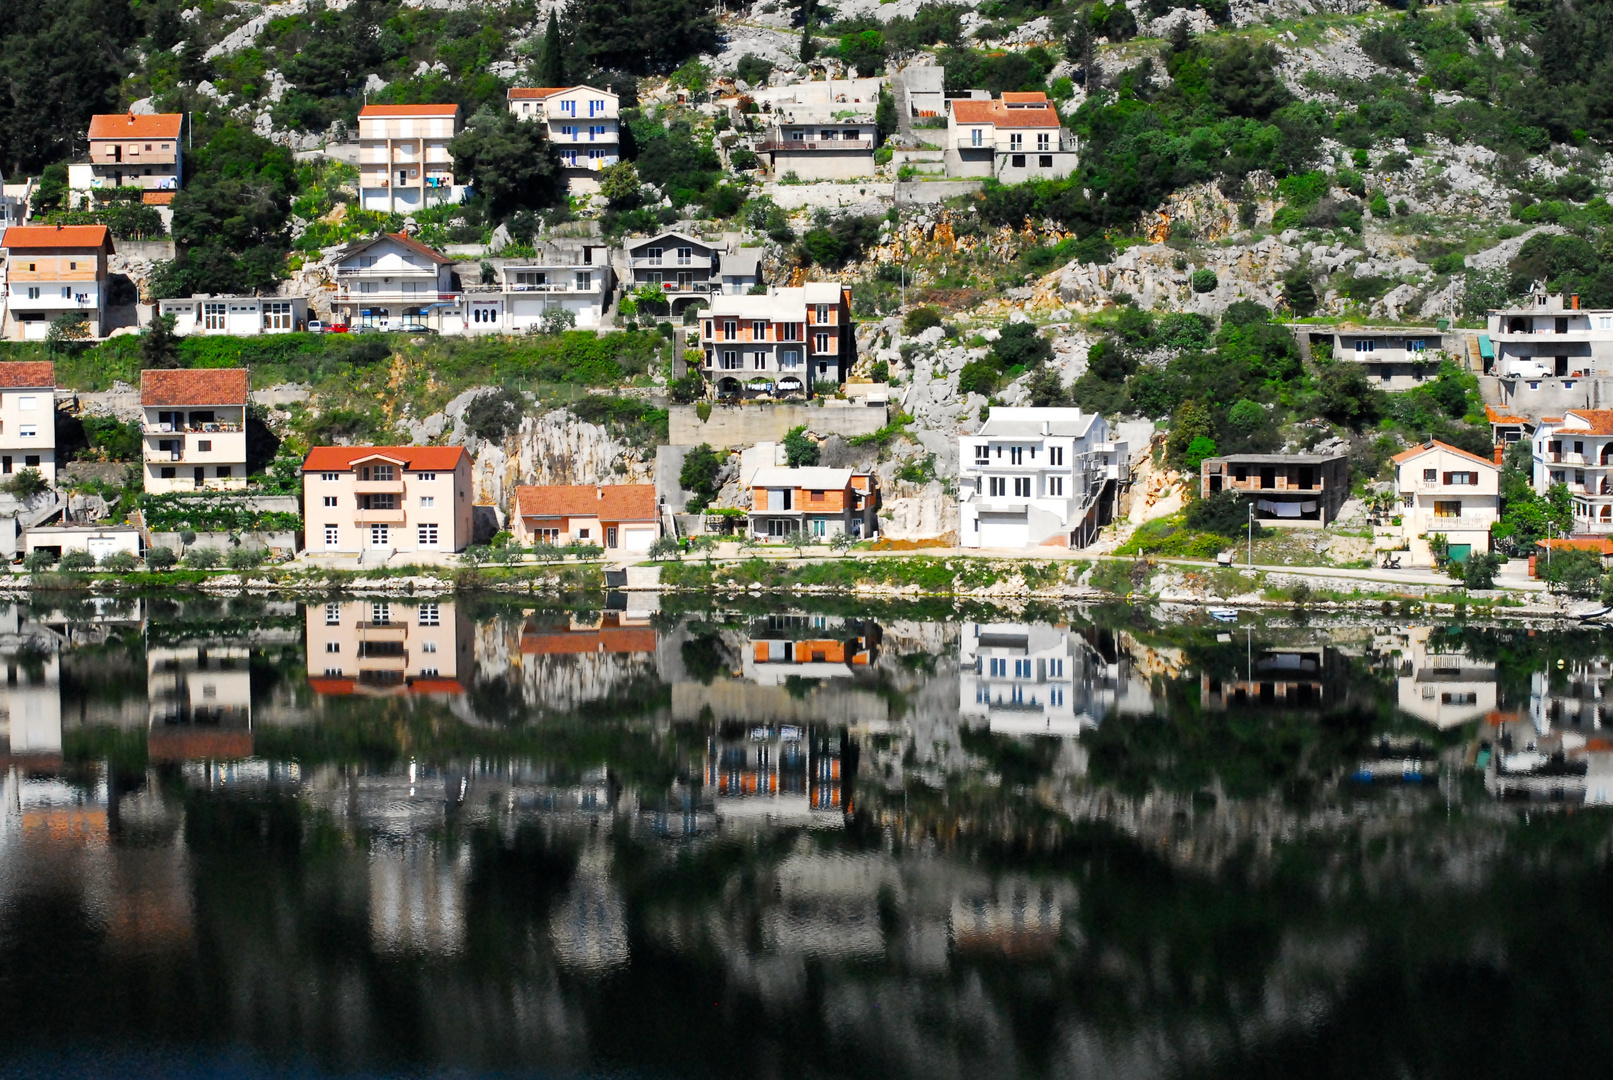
[[623, 527, 656, 551], [87, 537, 120, 559], [977, 512, 1029, 548]]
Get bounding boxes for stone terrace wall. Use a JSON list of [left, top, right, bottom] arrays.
[[670, 403, 889, 447]]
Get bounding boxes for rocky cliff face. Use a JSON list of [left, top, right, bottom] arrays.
[[468, 408, 654, 516]]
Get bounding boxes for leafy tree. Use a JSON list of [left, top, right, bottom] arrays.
[[448, 109, 564, 222], [541, 308, 577, 334], [783, 425, 820, 467], [141, 313, 181, 369], [21, 550, 56, 572], [566, 0, 719, 74], [83, 414, 141, 460], [680, 443, 722, 505], [1185, 491, 1264, 537], [1543, 546, 1603, 597], [1281, 270, 1318, 315], [464, 388, 525, 441], [3, 468, 47, 499], [183, 547, 222, 569], [735, 54, 774, 85], [1026, 364, 1072, 407], [45, 313, 90, 352], [599, 162, 642, 207], [1311, 360, 1381, 428], [1227, 398, 1266, 435], [0, 0, 136, 175], [99, 551, 137, 572], [59, 550, 95, 571], [31, 164, 68, 215], [903, 306, 943, 335], [1462, 551, 1503, 590], [990, 322, 1052, 370], [876, 87, 897, 143], [145, 547, 178, 570], [797, 215, 882, 269], [885, 3, 967, 54], [1167, 399, 1214, 466], [839, 30, 886, 74], [1183, 435, 1218, 472], [1190, 268, 1219, 293], [957, 360, 999, 397]]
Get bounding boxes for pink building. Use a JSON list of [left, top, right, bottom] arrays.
[[302, 445, 473, 556], [305, 599, 473, 696], [511, 483, 660, 550]]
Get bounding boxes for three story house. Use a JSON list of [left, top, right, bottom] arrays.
[[700, 282, 851, 397], [1391, 440, 1500, 565], [140, 368, 249, 494], [302, 445, 473, 556]]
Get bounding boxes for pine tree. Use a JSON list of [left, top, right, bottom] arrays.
[[539, 10, 565, 88]]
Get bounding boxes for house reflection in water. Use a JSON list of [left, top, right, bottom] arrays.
[[1531, 657, 1613, 732], [147, 642, 252, 761], [959, 622, 1124, 736], [0, 629, 62, 768], [1202, 644, 1338, 711], [369, 833, 468, 957], [1374, 627, 1497, 729], [515, 611, 660, 711], [305, 600, 473, 698], [706, 721, 852, 827], [744, 615, 881, 685]]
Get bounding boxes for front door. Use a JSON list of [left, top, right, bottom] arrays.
[[193, 467, 204, 487], [606, 526, 618, 548], [370, 524, 389, 547]]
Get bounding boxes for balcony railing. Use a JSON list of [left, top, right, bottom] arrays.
[[462, 282, 599, 294], [629, 257, 712, 268], [758, 139, 874, 152], [355, 508, 406, 524], [631, 279, 721, 294], [142, 423, 243, 435]]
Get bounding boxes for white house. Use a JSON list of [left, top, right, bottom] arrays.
[[450, 239, 614, 333], [750, 79, 881, 181], [0, 361, 57, 484], [357, 104, 464, 213], [958, 407, 1127, 549], [1390, 440, 1500, 566], [1533, 409, 1613, 531], [945, 92, 1076, 182], [506, 86, 620, 191], [157, 295, 308, 336], [330, 232, 456, 331]]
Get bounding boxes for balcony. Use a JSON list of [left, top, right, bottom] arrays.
[[355, 508, 406, 524], [629, 256, 712, 268], [758, 140, 875, 152], [631, 279, 721, 295], [357, 622, 407, 641], [354, 479, 405, 495], [142, 422, 243, 435], [463, 281, 599, 294]]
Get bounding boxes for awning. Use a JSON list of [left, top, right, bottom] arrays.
[[1478, 335, 1494, 359]]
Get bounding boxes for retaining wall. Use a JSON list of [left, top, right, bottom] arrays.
[[670, 403, 889, 447]]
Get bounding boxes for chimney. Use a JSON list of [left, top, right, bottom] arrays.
[[1574, 295, 1581, 310], [1494, 444, 1504, 465], [597, 485, 603, 500], [127, 110, 134, 124]]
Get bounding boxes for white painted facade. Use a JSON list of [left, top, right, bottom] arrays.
[[157, 295, 309, 336], [1392, 441, 1500, 566], [448, 243, 614, 333], [357, 105, 465, 213], [507, 86, 620, 190], [957, 408, 1127, 549], [959, 621, 1117, 740]]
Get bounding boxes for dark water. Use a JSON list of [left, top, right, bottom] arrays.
[[2, 594, 1613, 1079]]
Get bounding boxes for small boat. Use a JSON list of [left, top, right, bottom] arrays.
[[1573, 604, 1611, 621], [1209, 609, 1239, 622]]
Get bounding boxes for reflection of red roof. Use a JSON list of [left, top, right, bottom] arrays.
[[141, 367, 249, 406], [1, 224, 112, 250], [410, 678, 465, 694], [309, 675, 464, 695], [359, 104, 459, 117], [302, 445, 469, 472], [951, 98, 1059, 128], [147, 729, 253, 762], [0, 362, 55, 389], [309, 677, 355, 695], [1391, 439, 1498, 469], [88, 113, 183, 140], [515, 484, 657, 521], [521, 626, 657, 655]]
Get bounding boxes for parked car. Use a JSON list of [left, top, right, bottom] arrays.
[[326, 323, 351, 334], [388, 323, 438, 334], [307, 319, 325, 334]]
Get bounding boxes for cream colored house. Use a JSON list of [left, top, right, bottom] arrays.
[[1391, 441, 1501, 566], [511, 484, 659, 550], [330, 232, 456, 331], [140, 368, 249, 493], [1, 224, 115, 340], [945, 92, 1076, 182], [357, 104, 463, 212], [0, 361, 57, 483], [506, 86, 619, 191], [306, 599, 473, 695], [81, 112, 184, 195], [301, 445, 473, 556]]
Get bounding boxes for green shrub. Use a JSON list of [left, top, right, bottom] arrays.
[[22, 549, 56, 572], [182, 547, 222, 569], [145, 547, 178, 570], [58, 550, 96, 571], [99, 551, 138, 572], [957, 360, 999, 396], [903, 306, 944, 335], [1190, 268, 1219, 293], [226, 546, 266, 571]]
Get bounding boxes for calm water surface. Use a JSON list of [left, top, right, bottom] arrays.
[[1, 594, 1611, 1079]]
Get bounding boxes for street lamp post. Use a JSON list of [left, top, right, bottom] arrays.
[[1247, 501, 1253, 568]]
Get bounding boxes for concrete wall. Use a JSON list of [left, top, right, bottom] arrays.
[[150, 530, 298, 554], [894, 180, 984, 205], [116, 239, 177, 261], [771, 149, 876, 181], [1498, 375, 1613, 419], [670, 403, 889, 447]]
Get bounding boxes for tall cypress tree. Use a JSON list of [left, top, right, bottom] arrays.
[[539, 10, 565, 87]]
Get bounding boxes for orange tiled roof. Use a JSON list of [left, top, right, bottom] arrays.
[[302, 445, 469, 472], [515, 484, 658, 521], [140, 367, 248, 406], [1540, 537, 1613, 555], [1390, 439, 1499, 469], [1, 224, 112, 250], [509, 87, 568, 99], [951, 98, 1059, 128], [0, 362, 55, 389], [142, 191, 176, 206], [1559, 409, 1613, 435], [1485, 404, 1524, 424], [358, 103, 459, 117], [1000, 91, 1049, 103], [87, 113, 183, 140]]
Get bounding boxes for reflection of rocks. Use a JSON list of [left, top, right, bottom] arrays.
[[369, 835, 466, 956], [550, 842, 628, 975]]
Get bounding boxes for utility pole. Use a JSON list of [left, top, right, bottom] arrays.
[[1247, 501, 1253, 568]]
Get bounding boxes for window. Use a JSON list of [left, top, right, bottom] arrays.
[[815, 332, 830, 353], [780, 349, 800, 368], [25, 287, 38, 300], [416, 472, 435, 481], [18, 426, 35, 439], [1011, 154, 1025, 167], [974, 445, 989, 465], [1048, 446, 1063, 466], [325, 642, 340, 653], [753, 352, 766, 370], [321, 472, 339, 481], [1048, 476, 1063, 496], [989, 658, 1007, 677], [17, 396, 36, 411], [323, 496, 338, 507], [420, 495, 434, 507], [1048, 658, 1064, 678], [1423, 468, 1437, 482], [1039, 154, 1053, 168], [577, 528, 590, 540], [677, 247, 693, 266], [1050, 686, 1064, 707], [203, 302, 226, 330], [1355, 339, 1376, 353], [722, 350, 740, 370], [422, 641, 438, 654], [1434, 501, 1461, 518], [752, 320, 767, 339], [264, 302, 293, 330], [1409, 339, 1427, 352], [814, 304, 830, 323], [418, 523, 439, 547], [1037, 132, 1050, 150], [60, 286, 70, 299], [779, 323, 801, 342], [324, 525, 339, 547], [970, 128, 983, 147], [723, 320, 737, 340], [370, 603, 391, 625], [418, 602, 440, 626], [370, 523, 389, 546], [1010, 446, 1024, 465], [1443, 471, 1477, 485], [197, 440, 211, 452], [646, 247, 663, 264], [1014, 659, 1032, 678], [819, 129, 835, 140], [324, 667, 343, 678], [811, 517, 826, 537], [810, 489, 825, 502], [989, 476, 1006, 497], [1009, 133, 1023, 150], [1013, 477, 1031, 497], [325, 602, 341, 624]]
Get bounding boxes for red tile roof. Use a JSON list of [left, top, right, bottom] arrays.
[[515, 484, 658, 521], [1001, 91, 1049, 103], [1560, 409, 1613, 435], [509, 87, 568, 99], [0, 362, 55, 389], [87, 113, 183, 140], [142, 191, 176, 206], [951, 98, 1059, 128], [1540, 537, 1613, 555], [358, 104, 459, 117], [342, 231, 453, 265], [1485, 404, 1524, 424], [141, 367, 249, 407], [301, 445, 469, 472], [1391, 439, 1499, 469], [1, 224, 112, 250]]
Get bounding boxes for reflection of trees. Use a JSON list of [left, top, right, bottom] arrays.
[[681, 631, 731, 685]]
